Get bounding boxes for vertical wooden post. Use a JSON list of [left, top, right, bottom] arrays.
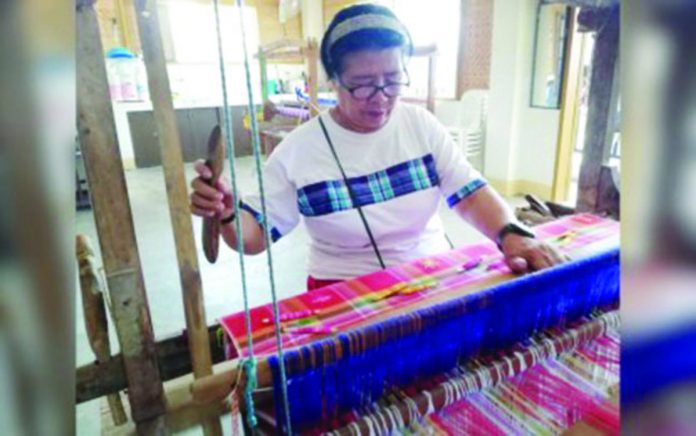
[[306, 38, 319, 117], [132, 1, 221, 434], [551, 11, 582, 202], [455, 0, 468, 98], [575, 6, 619, 212], [115, 0, 138, 53], [259, 48, 268, 102], [76, 1, 167, 431], [426, 52, 437, 113]]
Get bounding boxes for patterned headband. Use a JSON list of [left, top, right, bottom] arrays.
[[326, 13, 409, 51]]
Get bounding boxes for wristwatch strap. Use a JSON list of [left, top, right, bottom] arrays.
[[496, 222, 535, 250]]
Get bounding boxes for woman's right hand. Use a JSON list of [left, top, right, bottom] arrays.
[[189, 159, 234, 219]]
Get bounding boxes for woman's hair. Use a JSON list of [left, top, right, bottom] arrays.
[[320, 3, 413, 79]]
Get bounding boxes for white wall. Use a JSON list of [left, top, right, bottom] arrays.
[[485, 0, 524, 187], [485, 0, 561, 198]]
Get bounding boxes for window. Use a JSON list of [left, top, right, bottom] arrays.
[[158, 0, 259, 65], [378, 0, 460, 99], [530, 3, 571, 108]]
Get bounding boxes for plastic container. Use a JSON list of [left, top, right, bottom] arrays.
[[106, 47, 147, 101]]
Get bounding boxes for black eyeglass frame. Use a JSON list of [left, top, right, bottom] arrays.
[[336, 70, 411, 101]]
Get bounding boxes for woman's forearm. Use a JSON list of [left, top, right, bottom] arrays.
[[453, 185, 516, 242], [220, 210, 267, 254]]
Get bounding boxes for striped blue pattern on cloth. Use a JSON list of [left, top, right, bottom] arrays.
[[297, 154, 440, 217], [446, 178, 487, 207], [239, 201, 283, 242]]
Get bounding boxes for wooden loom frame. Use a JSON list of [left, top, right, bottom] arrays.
[[75, 0, 620, 434], [258, 41, 437, 116], [257, 37, 320, 117], [254, 37, 320, 156]]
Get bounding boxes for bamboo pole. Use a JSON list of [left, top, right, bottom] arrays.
[[76, 235, 128, 425], [76, 0, 167, 430]]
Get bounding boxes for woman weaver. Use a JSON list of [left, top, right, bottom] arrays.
[[189, 3, 567, 290]]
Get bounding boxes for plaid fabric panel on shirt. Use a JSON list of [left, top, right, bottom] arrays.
[[297, 154, 440, 217], [446, 178, 487, 207], [239, 201, 283, 242]]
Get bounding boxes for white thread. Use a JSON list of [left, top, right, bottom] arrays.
[[422, 390, 435, 415]]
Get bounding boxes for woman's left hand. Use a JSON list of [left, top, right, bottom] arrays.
[[500, 234, 570, 274]]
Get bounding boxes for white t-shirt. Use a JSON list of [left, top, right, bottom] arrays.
[[243, 102, 486, 280]]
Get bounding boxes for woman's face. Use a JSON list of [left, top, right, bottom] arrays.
[[332, 47, 406, 133]]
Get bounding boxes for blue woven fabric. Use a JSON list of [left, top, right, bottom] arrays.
[[269, 248, 621, 432]]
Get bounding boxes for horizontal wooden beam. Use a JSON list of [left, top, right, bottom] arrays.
[[263, 52, 304, 63], [542, 0, 618, 8], [260, 38, 305, 54], [76, 325, 226, 403]]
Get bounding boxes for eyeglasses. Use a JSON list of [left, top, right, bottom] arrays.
[[338, 71, 410, 100]]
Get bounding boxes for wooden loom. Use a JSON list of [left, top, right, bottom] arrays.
[[257, 40, 437, 116], [193, 213, 620, 434], [256, 42, 438, 157], [74, 0, 622, 434], [257, 37, 320, 116], [255, 38, 320, 156]]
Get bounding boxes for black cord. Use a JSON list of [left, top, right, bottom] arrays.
[[444, 233, 455, 250], [318, 117, 387, 270]]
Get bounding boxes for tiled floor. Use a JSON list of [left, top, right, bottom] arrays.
[[75, 157, 519, 435]]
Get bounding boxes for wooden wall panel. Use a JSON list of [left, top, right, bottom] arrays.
[[95, 0, 303, 55], [95, 0, 141, 54], [456, 0, 493, 97], [251, 0, 303, 45]]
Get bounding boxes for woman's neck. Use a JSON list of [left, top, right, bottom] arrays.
[[329, 107, 381, 134]]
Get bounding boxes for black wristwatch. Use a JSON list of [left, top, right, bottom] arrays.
[[220, 211, 236, 225], [495, 222, 535, 250]]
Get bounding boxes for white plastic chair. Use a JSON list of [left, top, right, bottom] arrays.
[[435, 90, 488, 172]]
